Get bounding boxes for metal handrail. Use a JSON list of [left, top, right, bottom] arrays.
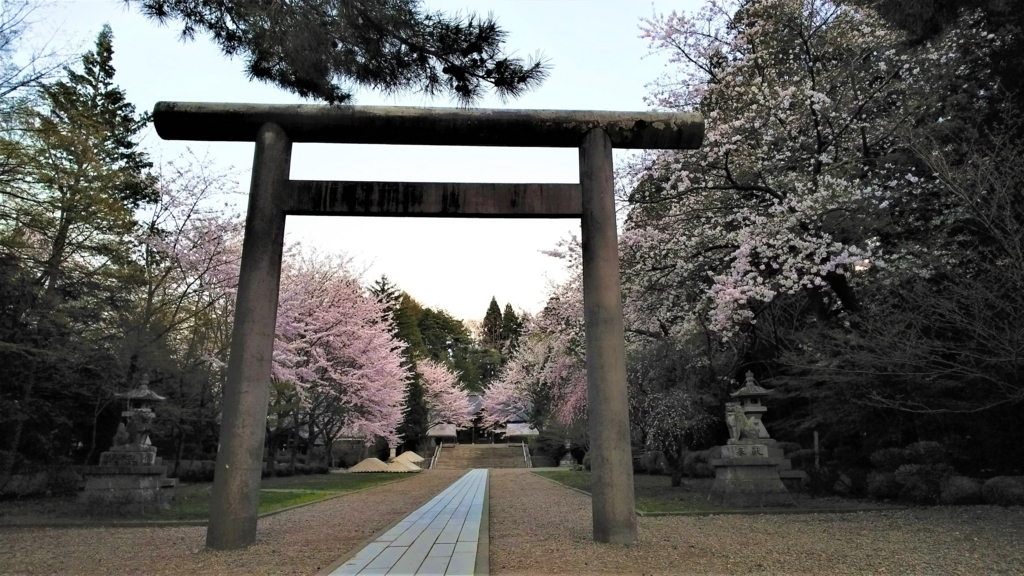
[[522, 441, 532, 468], [430, 441, 442, 469]]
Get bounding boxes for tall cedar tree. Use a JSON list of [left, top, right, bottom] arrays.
[[1, 26, 154, 482], [31, 25, 156, 297], [130, 0, 549, 104], [482, 296, 502, 348], [499, 303, 521, 352]]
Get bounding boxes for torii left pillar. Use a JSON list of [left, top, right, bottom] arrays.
[[207, 123, 291, 549]]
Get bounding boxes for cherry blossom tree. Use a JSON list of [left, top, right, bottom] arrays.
[[625, 0, 1002, 340], [273, 252, 408, 450], [418, 358, 474, 428]]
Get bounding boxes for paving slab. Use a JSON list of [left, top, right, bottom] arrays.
[[328, 469, 488, 576]]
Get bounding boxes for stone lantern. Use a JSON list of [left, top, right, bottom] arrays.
[[729, 371, 772, 440], [79, 377, 177, 514], [709, 371, 803, 507]]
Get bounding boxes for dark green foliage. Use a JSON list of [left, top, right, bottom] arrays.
[[865, 443, 954, 502], [981, 476, 1024, 506], [0, 27, 157, 485], [682, 450, 715, 478], [397, 375, 428, 454], [131, 0, 549, 104], [867, 471, 902, 500], [482, 297, 502, 348], [500, 303, 522, 351], [940, 476, 983, 505], [894, 464, 954, 504]]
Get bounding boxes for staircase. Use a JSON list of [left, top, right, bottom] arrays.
[[434, 444, 526, 469]]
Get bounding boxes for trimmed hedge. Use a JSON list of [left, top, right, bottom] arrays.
[[981, 476, 1024, 506]]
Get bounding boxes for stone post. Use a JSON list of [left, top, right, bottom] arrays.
[[207, 123, 292, 550], [579, 128, 637, 544]]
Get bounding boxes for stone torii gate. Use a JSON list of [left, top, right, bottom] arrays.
[[153, 102, 703, 550]]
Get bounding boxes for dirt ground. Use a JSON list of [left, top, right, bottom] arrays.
[[3, 468, 1023, 575], [489, 469, 1024, 575], [0, 469, 463, 576]]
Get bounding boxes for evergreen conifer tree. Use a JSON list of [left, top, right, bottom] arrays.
[[500, 303, 522, 352], [130, 0, 549, 104], [482, 296, 503, 348]]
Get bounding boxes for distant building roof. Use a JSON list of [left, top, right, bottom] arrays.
[[467, 393, 484, 415], [506, 423, 539, 437], [426, 423, 457, 437]]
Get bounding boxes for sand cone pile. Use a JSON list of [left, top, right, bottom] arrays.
[[395, 451, 424, 464], [385, 459, 422, 473], [348, 458, 389, 473]]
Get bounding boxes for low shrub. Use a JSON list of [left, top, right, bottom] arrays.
[[682, 450, 714, 478], [940, 476, 983, 505], [836, 468, 868, 497], [904, 442, 948, 466], [582, 452, 592, 471], [46, 467, 82, 496], [981, 476, 1024, 506], [805, 465, 841, 496], [636, 451, 669, 475], [894, 463, 954, 504], [867, 471, 901, 500], [869, 447, 906, 472]]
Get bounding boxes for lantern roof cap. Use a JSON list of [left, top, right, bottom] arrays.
[[730, 371, 773, 398], [115, 384, 166, 402]]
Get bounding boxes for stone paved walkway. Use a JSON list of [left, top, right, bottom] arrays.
[[330, 469, 487, 576]]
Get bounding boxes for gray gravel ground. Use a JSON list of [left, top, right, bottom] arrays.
[[0, 469, 463, 576], [489, 469, 1024, 575]]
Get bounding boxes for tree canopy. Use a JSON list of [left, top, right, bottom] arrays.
[[129, 0, 550, 104]]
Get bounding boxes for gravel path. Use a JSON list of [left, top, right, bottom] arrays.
[[489, 469, 1024, 575], [0, 470, 463, 576]]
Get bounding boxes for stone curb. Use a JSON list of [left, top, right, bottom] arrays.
[[475, 470, 490, 576], [0, 476, 411, 530], [529, 472, 906, 517]]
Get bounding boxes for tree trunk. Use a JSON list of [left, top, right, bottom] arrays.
[[1, 361, 36, 489], [289, 409, 299, 473]]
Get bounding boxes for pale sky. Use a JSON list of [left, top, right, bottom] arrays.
[[37, 0, 699, 321]]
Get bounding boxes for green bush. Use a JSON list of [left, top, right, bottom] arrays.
[[869, 447, 907, 472], [894, 463, 954, 504], [904, 442, 948, 466], [867, 471, 902, 500], [635, 451, 668, 475], [940, 476, 983, 505], [981, 476, 1024, 506], [46, 467, 82, 496], [806, 465, 840, 495], [682, 450, 715, 478]]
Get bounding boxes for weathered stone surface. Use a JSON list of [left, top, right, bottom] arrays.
[[100, 450, 157, 466], [78, 466, 172, 515], [153, 102, 704, 150], [720, 444, 771, 459], [288, 181, 582, 217], [709, 460, 794, 507]]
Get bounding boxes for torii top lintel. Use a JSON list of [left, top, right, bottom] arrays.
[[153, 102, 704, 150]]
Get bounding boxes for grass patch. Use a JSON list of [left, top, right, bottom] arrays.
[[535, 470, 722, 513], [152, 472, 404, 520], [535, 470, 878, 514]]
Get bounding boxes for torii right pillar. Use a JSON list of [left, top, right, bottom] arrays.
[[579, 128, 637, 543]]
